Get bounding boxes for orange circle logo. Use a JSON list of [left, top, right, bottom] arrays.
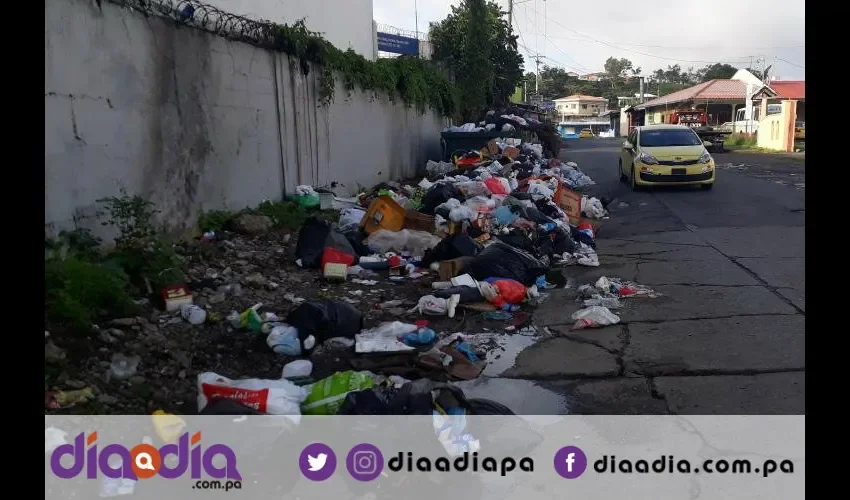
[[129, 444, 162, 479]]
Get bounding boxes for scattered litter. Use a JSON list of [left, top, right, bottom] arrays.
[[571, 306, 621, 330], [282, 360, 313, 379], [352, 279, 379, 286]]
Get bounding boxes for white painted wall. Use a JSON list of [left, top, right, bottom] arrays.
[[203, 0, 376, 59], [45, 0, 445, 237]]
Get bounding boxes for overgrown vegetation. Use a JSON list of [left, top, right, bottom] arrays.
[[429, 0, 524, 122], [725, 133, 758, 148], [273, 20, 455, 115], [45, 187, 345, 334]]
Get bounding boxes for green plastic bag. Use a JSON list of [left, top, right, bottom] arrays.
[[301, 371, 375, 415], [297, 194, 320, 209]]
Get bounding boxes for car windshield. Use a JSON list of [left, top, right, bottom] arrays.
[[640, 129, 701, 147]]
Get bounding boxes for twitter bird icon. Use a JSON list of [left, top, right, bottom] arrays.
[[300, 443, 336, 481], [308, 453, 328, 471]]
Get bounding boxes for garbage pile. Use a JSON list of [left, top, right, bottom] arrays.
[[44, 108, 619, 420]]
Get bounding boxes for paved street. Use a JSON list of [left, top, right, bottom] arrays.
[[458, 139, 805, 415]]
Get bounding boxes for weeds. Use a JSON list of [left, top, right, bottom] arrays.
[[45, 257, 137, 333], [251, 200, 339, 230], [97, 190, 184, 290], [198, 210, 236, 232], [725, 133, 758, 148]]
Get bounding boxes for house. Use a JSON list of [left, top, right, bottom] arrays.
[[554, 94, 609, 120], [617, 93, 658, 109], [566, 71, 580, 78], [767, 80, 805, 122], [578, 72, 607, 82]]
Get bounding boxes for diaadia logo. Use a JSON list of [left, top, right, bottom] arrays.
[[50, 431, 242, 481]]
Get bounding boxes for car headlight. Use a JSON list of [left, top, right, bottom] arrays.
[[638, 152, 659, 165], [699, 152, 712, 164]]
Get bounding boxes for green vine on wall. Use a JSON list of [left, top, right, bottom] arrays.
[[273, 21, 455, 116]]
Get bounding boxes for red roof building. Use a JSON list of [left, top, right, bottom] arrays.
[[769, 81, 805, 100]]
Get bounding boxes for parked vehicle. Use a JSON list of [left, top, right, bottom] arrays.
[[669, 110, 707, 128], [619, 125, 715, 191], [794, 121, 805, 140], [579, 128, 594, 138]]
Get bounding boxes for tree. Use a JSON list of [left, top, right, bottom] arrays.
[[430, 0, 524, 121], [699, 63, 737, 81], [604, 57, 634, 86]]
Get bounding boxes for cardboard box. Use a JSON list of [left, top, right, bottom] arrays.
[[503, 146, 521, 160], [487, 140, 500, 156], [438, 257, 475, 281]]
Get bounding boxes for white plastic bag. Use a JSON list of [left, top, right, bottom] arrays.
[[456, 181, 490, 198], [464, 196, 495, 213], [338, 208, 366, 231], [295, 185, 317, 196], [410, 295, 448, 315], [436, 198, 463, 213], [582, 197, 607, 219], [365, 229, 440, 254], [360, 321, 418, 338], [267, 325, 301, 356], [449, 206, 476, 222], [197, 372, 309, 415], [282, 360, 313, 378], [570, 306, 620, 330]]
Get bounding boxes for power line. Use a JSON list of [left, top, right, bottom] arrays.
[[776, 57, 805, 69], [542, 33, 591, 72], [543, 36, 805, 51], [526, 4, 754, 65]]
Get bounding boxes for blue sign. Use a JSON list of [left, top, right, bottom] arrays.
[[377, 32, 420, 55], [542, 100, 555, 111]]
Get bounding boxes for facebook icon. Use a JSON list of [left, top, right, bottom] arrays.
[[554, 446, 588, 479]]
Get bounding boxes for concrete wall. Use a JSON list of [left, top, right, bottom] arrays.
[[756, 100, 797, 152], [45, 0, 446, 237], [203, 0, 376, 60]]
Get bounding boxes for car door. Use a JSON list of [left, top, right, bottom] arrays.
[[621, 129, 638, 176]]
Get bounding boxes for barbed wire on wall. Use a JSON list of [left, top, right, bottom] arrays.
[[109, 0, 292, 48]]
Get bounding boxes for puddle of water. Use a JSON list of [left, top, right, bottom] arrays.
[[481, 333, 539, 376], [453, 378, 569, 415], [454, 377, 569, 416]]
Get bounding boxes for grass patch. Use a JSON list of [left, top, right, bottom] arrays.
[[45, 257, 137, 333], [249, 199, 340, 230], [724, 133, 758, 149], [198, 210, 236, 233]]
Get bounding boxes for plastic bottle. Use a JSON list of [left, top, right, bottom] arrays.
[[401, 328, 438, 347]]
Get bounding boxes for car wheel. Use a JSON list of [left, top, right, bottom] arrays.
[[701, 183, 714, 190], [619, 160, 627, 183], [630, 167, 641, 191]]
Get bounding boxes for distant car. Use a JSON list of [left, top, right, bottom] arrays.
[[579, 129, 594, 138], [794, 121, 805, 140], [619, 125, 715, 191]]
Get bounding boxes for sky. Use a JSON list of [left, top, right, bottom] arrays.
[[373, 0, 805, 80]]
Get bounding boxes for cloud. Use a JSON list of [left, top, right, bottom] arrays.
[[374, 0, 804, 79]]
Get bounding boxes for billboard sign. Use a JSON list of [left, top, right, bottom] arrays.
[[542, 100, 555, 111], [376, 33, 420, 55]]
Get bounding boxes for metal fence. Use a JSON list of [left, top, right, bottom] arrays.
[[375, 22, 429, 41]]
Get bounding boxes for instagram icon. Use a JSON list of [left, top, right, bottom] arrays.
[[346, 444, 384, 481]]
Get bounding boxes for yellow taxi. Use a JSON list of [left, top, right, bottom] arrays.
[[579, 128, 594, 138], [619, 125, 715, 190], [794, 121, 805, 140]]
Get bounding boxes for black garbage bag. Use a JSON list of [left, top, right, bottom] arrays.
[[467, 241, 548, 286], [343, 228, 371, 256], [286, 300, 363, 354], [496, 229, 536, 254], [338, 383, 435, 415], [535, 198, 563, 219], [295, 217, 357, 268], [571, 225, 596, 250], [552, 226, 577, 254], [516, 205, 555, 225], [421, 233, 483, 267], [420, 183, 466, 215]]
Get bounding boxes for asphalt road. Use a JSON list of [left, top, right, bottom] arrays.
[[457, 138, 805, 415]]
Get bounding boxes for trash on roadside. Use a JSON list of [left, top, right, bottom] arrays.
[[180, 304, 207, 325], [286, 300, 364, 355], [267, 324, 301, 356], [197, 372, 308, 416], [283, 360, 313, 379], [571, 306, 621, 330], [161, 284, 193, 312], [110, 353, 141, 380], [301, 371, 376, 415], [45, 387, 96, 409]]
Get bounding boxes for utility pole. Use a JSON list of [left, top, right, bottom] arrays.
[[535, 55, 541, 95], [508, 0, 512, 28], [414, 0, 419, 39]]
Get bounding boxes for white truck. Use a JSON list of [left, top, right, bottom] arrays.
[[719, 104, 782, 134]]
